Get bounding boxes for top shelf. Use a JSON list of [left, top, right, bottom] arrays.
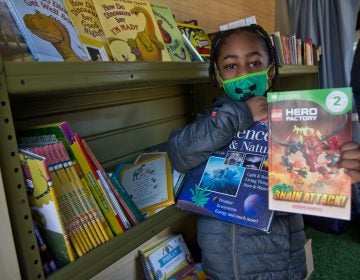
[[3, 61, 318, 96]]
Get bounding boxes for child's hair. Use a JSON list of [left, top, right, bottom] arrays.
[[208, 24, 279, 91]]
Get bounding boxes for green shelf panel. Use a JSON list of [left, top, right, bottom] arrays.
[[4, 61, 209, 95]]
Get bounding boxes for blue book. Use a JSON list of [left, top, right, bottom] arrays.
[[176, 120, 274, 232]]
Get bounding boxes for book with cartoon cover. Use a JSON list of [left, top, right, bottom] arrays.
[[177, 120, 274, 232], [268, 87, 352, 220]]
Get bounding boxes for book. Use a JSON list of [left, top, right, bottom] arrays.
[[0, 0, 33, 61], [140, 234, 194, 280], [5, 0, 89, 61], [19, 148, 76, 267], [268, 88, 353, 220], [177, 22, 211, 60], [168, 263, 209, 280], [92, 0, 171, 62], [16, 121, 121, 237], [176, 120, 275, 232], [150, 3, 191, 62], [63, 0, 112, 61], [116, 153, 175, 218]]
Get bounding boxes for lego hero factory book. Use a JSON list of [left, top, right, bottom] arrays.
[[268, 88, 352, 220]]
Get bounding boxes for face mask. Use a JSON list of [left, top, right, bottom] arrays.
[[220, 66, 270, 101]]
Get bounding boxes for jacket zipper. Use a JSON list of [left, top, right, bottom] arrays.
[[232, 224, 240, 280]]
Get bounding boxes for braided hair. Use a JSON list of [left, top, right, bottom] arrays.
[[208, 24, 279, 92]]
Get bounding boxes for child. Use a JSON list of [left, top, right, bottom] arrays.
[[167, 24, 360, 279]]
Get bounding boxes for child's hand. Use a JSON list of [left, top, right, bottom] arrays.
[[245, 96, 267, 122], [338, 141, 360, 183]]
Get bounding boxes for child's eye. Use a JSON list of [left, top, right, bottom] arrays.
[[224, 64, 237, 70], [249, 61, 262, 68]]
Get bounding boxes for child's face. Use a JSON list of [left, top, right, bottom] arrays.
[[216, 31, 270, 81]]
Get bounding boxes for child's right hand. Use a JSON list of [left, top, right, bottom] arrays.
[[245, 96, 268, 122]]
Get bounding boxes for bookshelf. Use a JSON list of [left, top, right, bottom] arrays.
[[0, 60, 318, 280]]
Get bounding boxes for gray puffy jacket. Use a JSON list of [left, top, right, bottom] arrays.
[[168, 96, 307, 280]]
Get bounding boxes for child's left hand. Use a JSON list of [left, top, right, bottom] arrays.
[[338, 141, 360, 183]]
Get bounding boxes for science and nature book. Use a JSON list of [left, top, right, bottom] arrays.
[[150, 3, 191, 62], [177, 120, 274, 232], [0, 0, 33, 62], [92, 0, 171, 62], [268, 87, 352, 220], [5, 0, 89, 61], [63, 0, 112, 61]]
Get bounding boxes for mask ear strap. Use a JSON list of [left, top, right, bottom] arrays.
[[214, 64, 223, 88]]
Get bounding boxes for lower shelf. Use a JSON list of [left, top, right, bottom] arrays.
[[47, 206, 191, 280]]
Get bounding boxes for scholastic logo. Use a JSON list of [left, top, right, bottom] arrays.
[[271, 109, 283, 121]]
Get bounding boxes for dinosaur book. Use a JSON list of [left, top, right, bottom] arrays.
[[176, 120, 274, 232], [92, 0, 171, 62], [150, 3, 191, 62], [5, 0, 90, 61], [63, 0, 112, 61], [268, 88, 352, 220]]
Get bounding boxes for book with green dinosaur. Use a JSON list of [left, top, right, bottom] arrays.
[[63, 0, 113, 61], [150, 3, 191, 62], [5, 0, 90, 61], [92, 0, 171, 62]]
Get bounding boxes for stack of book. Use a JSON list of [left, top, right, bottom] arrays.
[[17, 121, 144, 275], [3, 0, 208, 63], [270, 31, 318, 66]]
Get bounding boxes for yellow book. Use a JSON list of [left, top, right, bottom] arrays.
[[92, 0, 171, 61], [63, 0, 113, 61], [70, 139, 124, 236], [19, 149, 77, 267]]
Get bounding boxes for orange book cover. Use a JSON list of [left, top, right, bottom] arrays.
[[268, 88, 352, 220]]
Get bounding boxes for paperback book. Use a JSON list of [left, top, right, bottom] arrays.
[[268, 88, 352, 220], [5, 0, 89, 61], [150, 3, 191, 62], [63, 0, 113, 61], [92, 0, 171, 62], [177, 120, 274, 232]]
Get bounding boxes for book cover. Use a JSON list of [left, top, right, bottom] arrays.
[[117, 153, 174, 218], [177, 120, 274, 232], [140, 234, 194, 280], [92, 0, 171, 62], [268, 88, 352, 220], [150, 3, 191, 62], [19, 149, 76, 268], [63, 0, 112, 61], [168, 263, 208, 280], [0, 0, 33, 62], [177, 22, 211, 60], [5, 0, 89, 61]]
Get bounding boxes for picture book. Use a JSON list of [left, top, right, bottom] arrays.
[[63, 0, 112, 61], [0, 0, 33, 62], [92, 0, 171, 62], [19, 149, 76, 268], [268, 88, 353, 220], [177, 120, 274, 232], [150, 3, 191, 62], [177, 22, 211, 60], [116, 153, 174, 218], [5, 0, 89, 61], [168, 263, 209, 280], [140, 234, 194, 280]]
